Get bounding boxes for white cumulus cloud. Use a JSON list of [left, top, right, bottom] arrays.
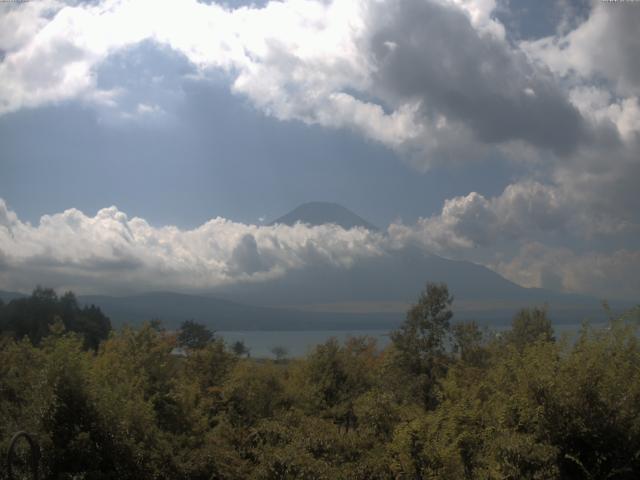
[[0, 198, 385, 294], [1, 196, 638, 300], [0, 0, 619, 165]]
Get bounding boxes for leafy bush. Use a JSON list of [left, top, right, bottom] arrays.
[[1, 286, 639, 479]]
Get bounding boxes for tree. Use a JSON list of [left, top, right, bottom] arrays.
[[294, 337, 377, 417], [232, 340, 250, 357], [271, 345, 288, 363], [390, 282, 453, 409], [149, 318, 165, 332], [506, 306, 554, 351], [177, 320, 214, 350], [0, 288, 111, 349], [222, 361, 286, 427], [76, 304, 112, 350], [9, 286, 59, 344], [452, 321, 486, 366]]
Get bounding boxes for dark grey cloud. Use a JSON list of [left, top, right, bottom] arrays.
[[0, 248, 8, 271], [606, 6, 640, 92], [366, 0, 587, 155]]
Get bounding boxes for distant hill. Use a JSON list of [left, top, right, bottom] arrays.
[[212, 245, 625, 325], [1, 288, 396, 331], [77, 292, 398, 331], [270, 202, 378, 231], [0, 290, 26, 303]]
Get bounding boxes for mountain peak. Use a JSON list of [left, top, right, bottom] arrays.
[[269, 202, 378, 231]]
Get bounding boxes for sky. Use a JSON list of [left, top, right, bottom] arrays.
[[0, 0, 639, 300]]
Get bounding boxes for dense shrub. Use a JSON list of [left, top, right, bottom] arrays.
[[1, 285, 639, 479]]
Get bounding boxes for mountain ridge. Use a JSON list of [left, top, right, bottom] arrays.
[[269, 201, 378, 231], [77, 291, 397, 331]]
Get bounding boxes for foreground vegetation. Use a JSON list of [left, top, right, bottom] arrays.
[[1, 285, 639, 479]]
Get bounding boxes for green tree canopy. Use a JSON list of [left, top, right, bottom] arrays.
[[506, 306, 555, 351], [0, 287, 111, 349], [390, 282, 453, 409], [2, 286, 639, 479], [232, 340, 250, 357], [177, 319, 214, 350]]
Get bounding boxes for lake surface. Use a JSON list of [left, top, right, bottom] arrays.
[[218, 330, 392, 358], [218, 323, 606, 358]]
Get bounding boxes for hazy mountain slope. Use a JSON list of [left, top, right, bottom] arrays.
[[213, 246, 521, 304], [0, 290, 26, 303], [77, 205, 615, 327], [211, 245, 609, 323], [78, 292, 398, 331], [262, 205, 620, 322], [270, 202, 378, 230]]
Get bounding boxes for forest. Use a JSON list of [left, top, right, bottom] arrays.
[[1, 284, 639, 479]]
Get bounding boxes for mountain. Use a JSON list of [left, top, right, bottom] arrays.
[[212, 245, 616, 324], [0, 288, 396, 331], [77, 250, 616, 331], [270, 202, 378, 231], [0, 290, 26, 303], [266, 204, 627, 323], [77, 292, 397, 331], [80, 204, 630, 327]]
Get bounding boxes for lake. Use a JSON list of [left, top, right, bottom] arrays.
[[217, 329, 392, 358], [217, 322, 606, 358]]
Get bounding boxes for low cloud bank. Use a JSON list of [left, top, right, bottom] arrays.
[[1, 197, 637, 300]]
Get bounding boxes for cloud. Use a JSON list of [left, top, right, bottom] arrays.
[[0, 199, 18, 228], [0, 0, 606, 164], [2, 192, 640, 303], [228, 234, 269, 275], [551, 140, 640, 236], [365, 0, 586, 156], [0, 1, 64, 55], [522, 2, 640, 97], [1, 196, 638, 300], [519, 1, 640, 183], [0, 199, 385, 294], [492, 242, 640, 301], [390, 181, 573, 254], [568, 86, 640, 142], [1, 1, 638, 300]]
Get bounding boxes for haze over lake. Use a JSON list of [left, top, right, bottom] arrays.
[[218, 322, 609, 359]]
